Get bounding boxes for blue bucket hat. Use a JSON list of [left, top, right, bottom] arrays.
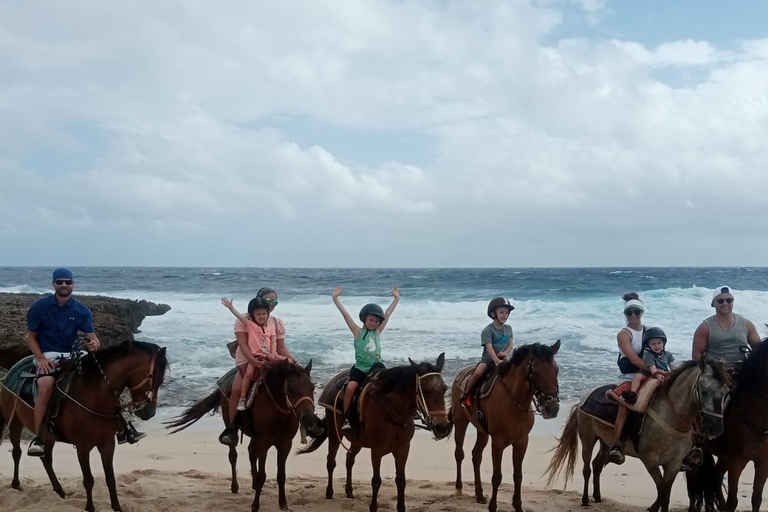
[[52, 268, 74, 281]]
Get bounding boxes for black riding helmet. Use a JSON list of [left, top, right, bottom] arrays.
[[248, 296, 271, 317], [487, 297, 515, 319], [359, 303, 385, 323], [642, 326, 667, 349]]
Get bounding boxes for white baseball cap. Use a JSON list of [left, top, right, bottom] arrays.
[[711, 285, 734, 306]]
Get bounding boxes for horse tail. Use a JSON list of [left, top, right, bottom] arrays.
[[164, 388, 222, 434], [544, 403, 580, 488], [686, 448, 718, 512], [296, 413, 328, 454]]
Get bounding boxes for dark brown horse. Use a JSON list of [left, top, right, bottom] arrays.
[[298, 354, 450, 512], [166, 360, 320, 512], [450, 341, 561, 512], [0, 341, 168, 512], [688, 337, 768, 512]]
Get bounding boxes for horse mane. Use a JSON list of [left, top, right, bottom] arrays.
[[497, 343, 555, 378], [77, 340, 163, 383], [658, 358, 729, 393], [372, 361, 440, 396], [731, 336, 768, 394], [263, 360, 309, 390]]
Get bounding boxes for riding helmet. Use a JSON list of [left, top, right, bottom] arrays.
[[487, 297, 515, 319], [642, 326, 667, 347], [359, 303, 385, 323], [248, 296, 271, 316]]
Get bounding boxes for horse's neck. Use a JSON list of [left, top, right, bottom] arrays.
[[658, 368, 698, 420], [499, 363, 532, 403], [377, 372, 417, 413]]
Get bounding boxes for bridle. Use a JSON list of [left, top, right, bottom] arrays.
[[264, 374, 315, 418], [414, 371, 448, 436], [525, 359, 559, 414]]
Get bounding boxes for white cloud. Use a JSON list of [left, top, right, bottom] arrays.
[[1, 1, 768, 266]]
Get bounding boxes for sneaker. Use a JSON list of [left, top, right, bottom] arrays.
[[219, 426, 238, 446], [341, 417, 352, 432], [27, 437, 45, 457], [607, 445, 625, 465], [237, 398, 247, 411]]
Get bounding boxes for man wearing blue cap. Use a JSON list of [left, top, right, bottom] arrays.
[[25, 268, 145, 456]]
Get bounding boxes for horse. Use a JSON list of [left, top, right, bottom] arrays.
[[687, 337, 768, 512], [166, 359, 320, 512], [297, 353, 450, 512], [450, 341, 561, 512], [0, 341, 168, 512], [545, 357, 730, 512]]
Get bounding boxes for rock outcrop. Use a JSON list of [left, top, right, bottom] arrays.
[[0, 293, 171, 370]]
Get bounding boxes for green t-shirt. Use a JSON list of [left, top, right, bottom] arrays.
[[354, 328, 381, 372]]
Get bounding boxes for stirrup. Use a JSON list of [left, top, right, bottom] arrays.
[[607, 445, 625, 465]]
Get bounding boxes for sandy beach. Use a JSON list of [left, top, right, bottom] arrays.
[[1, 409, 754, 512]]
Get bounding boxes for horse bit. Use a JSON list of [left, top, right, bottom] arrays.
[[525, 360, 559, 414]]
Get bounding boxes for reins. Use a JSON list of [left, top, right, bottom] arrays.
[[495, 358, 559, 414]]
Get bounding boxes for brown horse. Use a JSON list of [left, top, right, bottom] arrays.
[[0, 341, 168, 512], [166, 360, 320, 512], [546, 357, 730, 512], [450, 341, 561, 512], [688, 337, 768, 512], [298, 353, 450, 512]]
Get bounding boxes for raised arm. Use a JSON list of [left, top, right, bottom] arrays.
[[377, 286, 400, 332], [222, 297, 249, 325], [332, 286, 361, 338], [692, 322, 709, 361]]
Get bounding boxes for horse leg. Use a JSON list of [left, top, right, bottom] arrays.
[[229, 443, 239, 493], [657, 461, 681, 512], [393, 444, 410, 512], [76, 446, 96, 512], [714, 457, 728, 511], [453, 410, 468, 495], [345, 443, 362, 499], [41, 441, 65, 498], [250, 440, 268, 512], [472, 431, 490, 504], [369, 449, 384, 512], [326, 417, 340, 499], [10, 419, 22, 490], [750, 459, 768, 512], [511, 438, 529, 512], [276, 438, 291, 510], [99, 439, 122, 511], [641, 463, 665, 512], [592, 440, 609, 503], [725, 457, 748, 512], [488, 440, 505, 512]]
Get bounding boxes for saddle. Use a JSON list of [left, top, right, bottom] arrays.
[[605, 377, 661, 413], [455, 363, 503, 434], [318, 368, 383, 429], [216, 366, 264, 411]]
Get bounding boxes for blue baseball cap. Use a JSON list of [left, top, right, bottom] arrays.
[[52, 268, 74, 281]]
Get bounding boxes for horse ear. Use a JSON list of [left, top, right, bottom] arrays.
[[409, 358, 418, 370], [698, 356, 707, 372], [436, 352, 445, 372], [304, 359, 313, 374], [549, 340, 561, 355], [159, 347, 167, 358]]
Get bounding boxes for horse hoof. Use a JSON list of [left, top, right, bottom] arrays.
[[325, 490, 334, 499], [594, 495, 602, 503], [475, 495, 487, 504]]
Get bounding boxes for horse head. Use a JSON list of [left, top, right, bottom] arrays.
[[694, 356, 730, 439], [408, 352, 451, 439], [267, 359, 321, 438], [512, 340, 561, 419], [128, 344, 168, 421]]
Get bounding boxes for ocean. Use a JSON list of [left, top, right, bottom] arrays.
[[2, 267, 767, 412]]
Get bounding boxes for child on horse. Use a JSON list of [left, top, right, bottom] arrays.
[[332, 285, 399, 430], [621, 327, 674, 405], [221, 296, 288, 412], [460, 297, 515, 408]]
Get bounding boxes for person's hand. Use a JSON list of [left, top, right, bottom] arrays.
[[656, 374, 666, 381], [221, 297, 234, 309], [392, 286, 400, 299], [497, 351, 507, 359], [332, 286, 343, 299], [36, 357, 53, 374], [83, 339, 99, 352]]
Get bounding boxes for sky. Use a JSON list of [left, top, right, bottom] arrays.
[[1, 1, 768, 268]]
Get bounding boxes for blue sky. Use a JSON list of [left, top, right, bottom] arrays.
[[1, 1, 767, 267]]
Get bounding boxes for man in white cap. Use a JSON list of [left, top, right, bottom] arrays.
[[692, 285, 761, 368]]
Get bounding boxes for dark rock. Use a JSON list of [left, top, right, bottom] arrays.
[[0, 293, 171, 370]]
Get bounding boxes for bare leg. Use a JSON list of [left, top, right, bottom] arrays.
[[41, 441, 65, 498], [99, 439, 122, 511], [76, 446, 96, 512], [394, 444, 410, 512], [229, 371, 244, 423], [488, 440, 506, 512], [343, 381, 359, 416], [473, 431, 490, 504], [512, 438, 529, 512], [369, 449, 384, 512], [33, 376, 54, 434], [345, 443, 362, 499]]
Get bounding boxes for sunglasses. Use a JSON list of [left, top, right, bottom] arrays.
[[716, 298, 734, 305], [54, 279, 74, 286], [624, 308, 643, 316], [264, 298, 278, 306]]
